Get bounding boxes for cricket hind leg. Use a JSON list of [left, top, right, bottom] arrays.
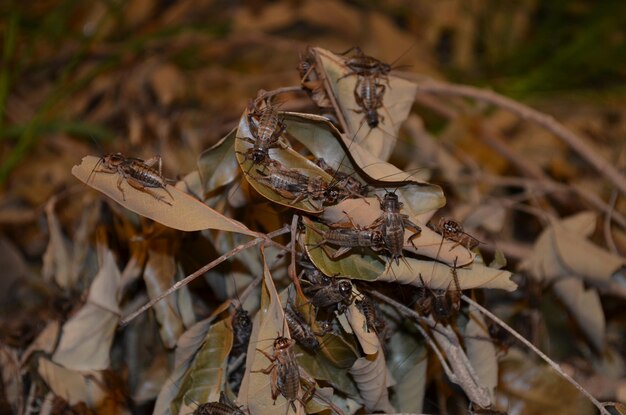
[[126, 177, 173, 206]]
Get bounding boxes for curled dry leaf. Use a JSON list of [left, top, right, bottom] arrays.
[[312, 47, 419, 161], [348, 351, 395, 413], [234, 109, 336, 213], [52, 249, 120, 371], [282, 112, 445, 217], [303, 217, 515, 291], [379, 257, 516, 291], [197, 127, 240, 196], [72, 156, 256, 235], [465, 307, 498, 403], [553, 277, 605, 351], [322, 199, 475, 266]]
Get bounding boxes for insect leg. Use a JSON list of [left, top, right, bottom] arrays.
[[125, 177, 173, 206], [116, 175, 127, 201]]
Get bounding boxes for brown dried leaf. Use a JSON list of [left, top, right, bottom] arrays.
[[378, 258, 516, 291], [0, 345, 22, 414], [153, 302, 232, 415], [144, 240, 189, 349], [465, 307, 498, 402], [348, 352, 395, 413], [42, 198, 74, 288], [197, 128, 240, 196], [313, 47, 419, 161], [553, 277, 605, 351], [346, 287, 381, 356], [72, 156, 256, 235], [38, 357, 107, 407], [387, 329, 428, 413], [234, 110, 335, 213], [522, 211, 626, 286], [241, 248, 295, 415], [52, 249, 120, 371]]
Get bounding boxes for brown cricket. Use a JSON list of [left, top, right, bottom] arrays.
[[88, 152, 174, 205]]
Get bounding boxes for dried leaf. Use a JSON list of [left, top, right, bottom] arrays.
[[465, 307, 498, 402], [387, 328, 428, 414], [320, 200, 474, 267], [42, 198, 74, 288], [303, 218, 516, 291], [72, 156, 256, 235], [153, 302, 232, 415], [553, 278, 605, 351], [430, 322, 491, 408], [380, 258, 516, 291], [21, 321, 60, 365], [52, 249, 120, 370], [38, 357, 107, 407], [522, 212, 626, 286], [197, 128, 240, 196], [234, 110, 335, 213], [171, 318, 233, 415], [143, 239, 187, 349], [313, 47, 419, 161], [283, 112, 445, 216], [0, 345, 22, 414], [552, 220, 626, 285], [499, 349, 595, 414], [348, 351, 395, 413], [241, 248, 294, 415], [346, 287, 381, 356]]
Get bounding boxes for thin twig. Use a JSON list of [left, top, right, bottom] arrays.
[[406, 76, 626, 196], [462, 295, 611, 415], [119, 225, 291, 326], [604, 189, 619, 254], [256, 86, 305, 104]]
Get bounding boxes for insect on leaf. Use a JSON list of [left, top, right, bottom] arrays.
[[241, 247, 294, 415], [72, 156, 256, 235], [312, 47, 419, 161]]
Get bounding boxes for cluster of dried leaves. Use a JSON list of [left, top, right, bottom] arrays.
[[1, 1, 626, 415]]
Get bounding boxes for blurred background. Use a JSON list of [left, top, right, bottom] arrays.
[[1, 0, 626, 414]]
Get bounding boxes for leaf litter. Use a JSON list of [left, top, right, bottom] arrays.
[[4, 3, 625, 415]]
